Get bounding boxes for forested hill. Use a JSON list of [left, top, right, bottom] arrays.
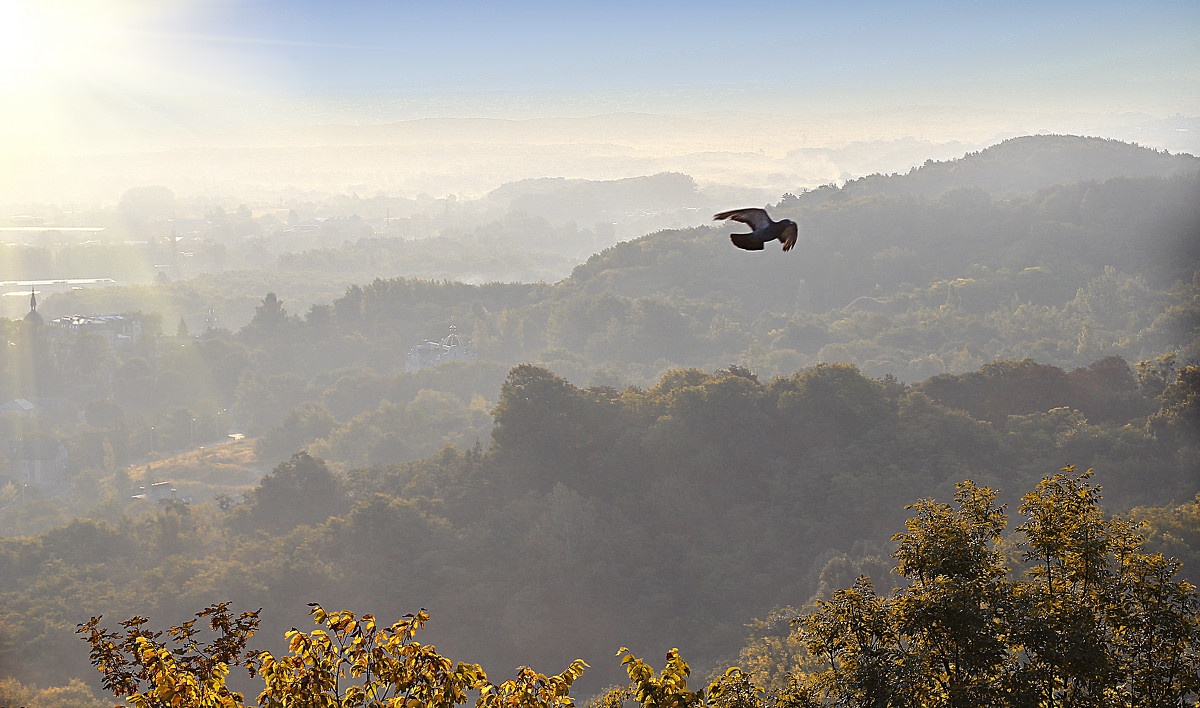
[[1, 134, 1199, 706], [2, 358, 1198, 704], [9, 135, 1195, 485], [560, 143, 1198, 379], [570, 136, 1200, 310], [790, 134, 1200, 204]]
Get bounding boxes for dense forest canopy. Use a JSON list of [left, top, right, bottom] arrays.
[[68, 470, 1200, 708], [0, 135, 1198, 706], [2, 357, 1198, 704]]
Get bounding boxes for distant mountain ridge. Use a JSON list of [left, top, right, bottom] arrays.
[[566, 135, 1199, 332], [791, 134, 1200, 205], [485, 172, 703, 215]]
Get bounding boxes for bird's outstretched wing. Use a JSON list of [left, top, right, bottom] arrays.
[[713, 208, 771, 231], [730, 233, 765, 251], [780, 222, 798, 252]]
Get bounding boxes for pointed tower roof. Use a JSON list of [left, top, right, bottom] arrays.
[[23, 288, 42, 326]]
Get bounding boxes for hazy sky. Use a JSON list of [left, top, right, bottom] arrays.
[[1, 0, 1198, 202], [3, 0, 1196, 105]]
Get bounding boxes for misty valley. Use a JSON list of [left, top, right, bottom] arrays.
[[1, 134, 1199, 707]]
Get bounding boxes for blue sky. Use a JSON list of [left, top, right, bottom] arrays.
[[2, 0, 1196, 113], [176, 0, 1197, 104]]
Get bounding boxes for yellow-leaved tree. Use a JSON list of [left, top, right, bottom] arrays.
[[79, 603, 585, 708]]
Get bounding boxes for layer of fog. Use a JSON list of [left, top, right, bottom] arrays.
[[4, 91, 1197, 207]]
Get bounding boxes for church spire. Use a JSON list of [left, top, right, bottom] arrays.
[[23, 287, 42, 326]]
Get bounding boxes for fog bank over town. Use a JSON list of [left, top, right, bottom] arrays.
[[4, 90, 1198, 206]]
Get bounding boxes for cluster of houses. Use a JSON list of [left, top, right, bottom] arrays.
[[46, 313, 141, 349], [3, 307, 476, 501], [2, 433, 181, 504], [2, 296, 143, 496]]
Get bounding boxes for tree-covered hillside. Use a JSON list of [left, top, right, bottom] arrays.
[[1, 135, 1197, 705], [62, 471, 1199, 708], [1, 356, 1197, 703], [1, 136, 1196, 515], [794, 134, 1200, 203]]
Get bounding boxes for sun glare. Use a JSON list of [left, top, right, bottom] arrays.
[[0, 0, 244, 168], [0, 0, 143, 92], [0, 1, 39, 90]]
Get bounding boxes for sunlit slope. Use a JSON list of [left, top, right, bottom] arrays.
[[126, 437, 262, 503]]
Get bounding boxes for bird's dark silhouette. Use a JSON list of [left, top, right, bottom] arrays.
[[713, 208, 798, 252]]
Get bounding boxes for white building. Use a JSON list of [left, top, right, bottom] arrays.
[[405, 324, 475, 372], [48, 314, 141, 349]]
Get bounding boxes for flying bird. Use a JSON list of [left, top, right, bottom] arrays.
[[713, 208, 798, 252]]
